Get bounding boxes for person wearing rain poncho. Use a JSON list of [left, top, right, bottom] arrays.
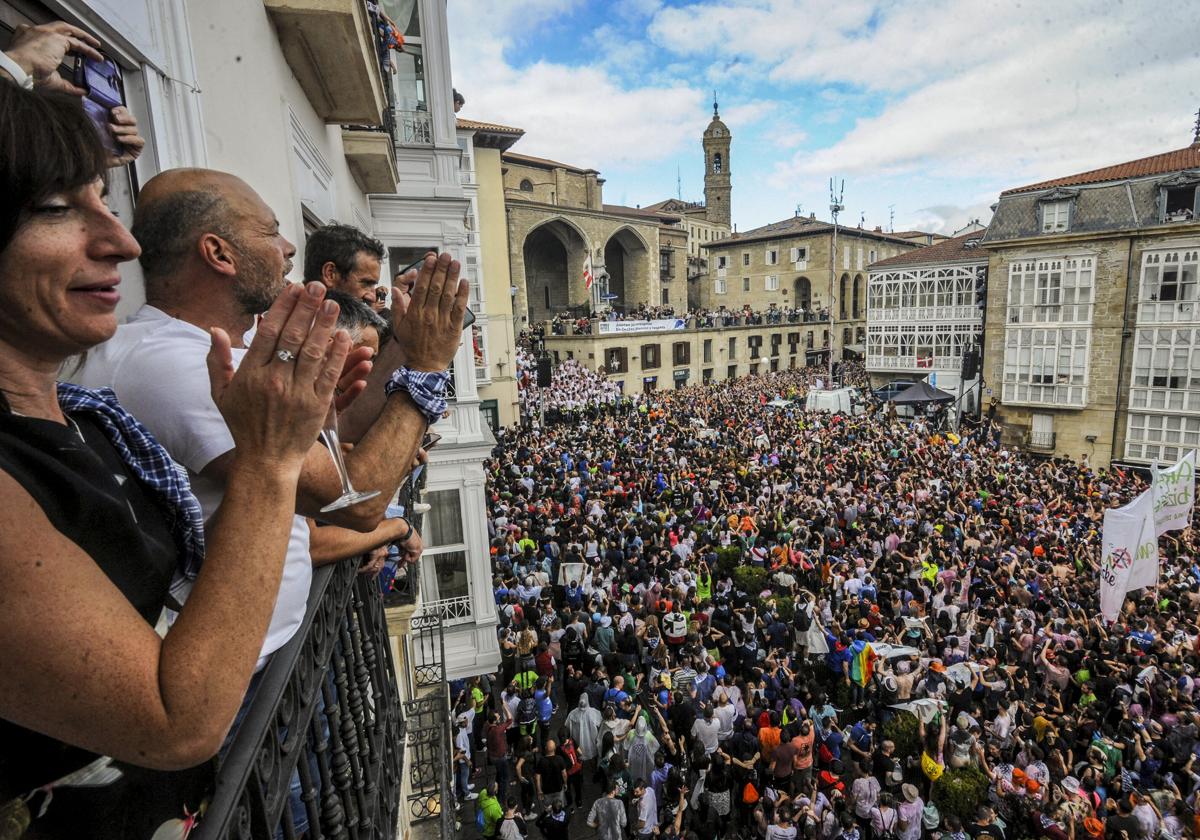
[[625, 715, 660, 785], [565, 695, 603, 761]]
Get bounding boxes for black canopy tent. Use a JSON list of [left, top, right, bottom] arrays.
[[891, 381, 955, 404]]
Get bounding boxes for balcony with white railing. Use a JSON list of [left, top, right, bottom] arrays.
[[871, 304, 980, 323], [459, 168, 476, 185], [394, 109, 433, 145], [422, 595, 473, 625]]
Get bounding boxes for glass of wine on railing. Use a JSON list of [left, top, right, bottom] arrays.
[[319, 401, 380, 512]]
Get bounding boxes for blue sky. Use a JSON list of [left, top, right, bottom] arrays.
[[448, 0, 1200, 234]]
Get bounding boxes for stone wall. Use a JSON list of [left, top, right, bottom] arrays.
[[543, 320, 817, 394], [506, 201, 663, 328]]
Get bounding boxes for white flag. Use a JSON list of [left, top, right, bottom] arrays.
[[1099, 489, 1158, 622], [1151, 450, 1196, 536]]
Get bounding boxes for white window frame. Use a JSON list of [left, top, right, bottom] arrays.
[[1006, 257, 1094, 325], [1001, 326, 1090, 406], [1041, 200, 1072, 233], [471, 322, 490, 383], [421, 487, 473, 619], [765, 249, 778, 265], [716, 255, 728, 269], [715, 277, 727, 295], [765, 274, 779, 291], [790, 246, 808, 263], [1137, 249, 1200, 323], [1125, 412, 1200, 463], [742, 276, 751, 292]]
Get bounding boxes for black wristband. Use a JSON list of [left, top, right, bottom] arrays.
[[395, 517, 413, 543]]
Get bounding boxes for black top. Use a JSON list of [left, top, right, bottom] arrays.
[[0, 412, 210, 838]]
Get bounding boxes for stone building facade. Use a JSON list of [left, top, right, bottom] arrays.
[[701, 216, 919, 358], [542, 318, 822, 395], [457, 118, 525, 431], [503, 151, 680, 325], [981, 135, 1200, 467]]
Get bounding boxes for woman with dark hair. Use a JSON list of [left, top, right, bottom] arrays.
[[0, 85, 350, 837]]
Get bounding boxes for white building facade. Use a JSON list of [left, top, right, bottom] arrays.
[[1126, 245, 1200, 462], [866, 232, 988, 394]]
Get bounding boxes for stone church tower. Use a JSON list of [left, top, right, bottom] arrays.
[[703, 95, 732, 228]]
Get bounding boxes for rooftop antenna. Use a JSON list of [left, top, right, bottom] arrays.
[[1194, 107, 1200, 143], [889, 204, 895, 233], [677, 165, 682, 200], [859, 211, 865, 229], [828, 177, 845, 382], [795, 202, 803, 217]]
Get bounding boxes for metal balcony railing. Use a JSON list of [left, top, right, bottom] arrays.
[[394, 109, 433, 145], [422, 595, 474, 624], [193, 560, 405, 839], [1029, 429, 1057, 449]]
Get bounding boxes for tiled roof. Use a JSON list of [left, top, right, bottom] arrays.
[[602, 204, 682, 224], [1003, 141, 1200, 195], [643, 198, 706, 214], [870, 231, 988, 269], [889, 230, 949, 241], [701, 215, 919, 248], [502, 151, 598, 175], [456, 118, 524, 135]]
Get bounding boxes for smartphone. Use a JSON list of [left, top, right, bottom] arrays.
[[395, 256, 475, 329], [422, 431, 443, 451], [73, 56, 125, 156]]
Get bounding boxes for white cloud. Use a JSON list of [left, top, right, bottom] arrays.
[[645, 0, 1200, 193], [903, 200, 996, 237], [450, 0, 1200, 234], [448, 1, 773, 170]]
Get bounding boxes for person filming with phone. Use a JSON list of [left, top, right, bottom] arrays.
[[0, 21, 144, 166]]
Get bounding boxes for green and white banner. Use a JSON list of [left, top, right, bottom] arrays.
[[1151, 450, 1196, 537], [1100, 489, 1158, 622]]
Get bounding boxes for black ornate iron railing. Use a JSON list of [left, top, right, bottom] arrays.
[[402, 608, 454, 839], [192, 559, 404, 840]]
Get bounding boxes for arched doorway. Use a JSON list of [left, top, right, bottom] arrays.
[[603, 227, 649, 313], [852, 274, 863, 318], [522, 219, 587, 322], [838, 273, 849, 319], [794, 276, 811, 313]]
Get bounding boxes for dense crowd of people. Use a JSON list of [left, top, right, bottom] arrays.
[[549, 305, 829, 336], [462, 364, 1200, 840], [517, 349, 624, 421]]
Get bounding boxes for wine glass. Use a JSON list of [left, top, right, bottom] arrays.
[[319, 402, 380, 513]]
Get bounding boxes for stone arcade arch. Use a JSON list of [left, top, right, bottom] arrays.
[[521, 218, 589, 323], [603, 226, 650, 312], [794, 276, 812, 312]]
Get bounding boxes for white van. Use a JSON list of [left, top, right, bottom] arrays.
[[805, 387, 865, 415]]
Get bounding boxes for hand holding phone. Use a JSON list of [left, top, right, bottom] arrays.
[[73, 55, 125, 155], [5, 22, 102, 93]]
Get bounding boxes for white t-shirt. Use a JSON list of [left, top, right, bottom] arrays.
[[77, 305, 312, 668]]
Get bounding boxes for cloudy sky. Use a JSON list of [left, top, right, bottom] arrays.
[[447, 0, 1200, 235]]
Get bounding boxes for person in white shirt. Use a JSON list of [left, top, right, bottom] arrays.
[[634, 779, 658, 837], [79, 169, 465, 668]]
